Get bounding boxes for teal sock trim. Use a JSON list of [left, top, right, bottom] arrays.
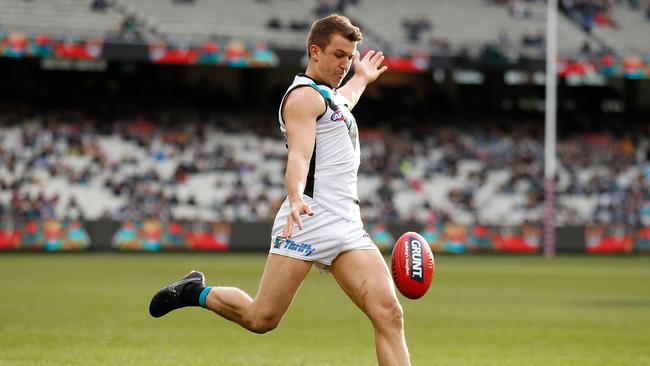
[[199, 287, 213, 308]]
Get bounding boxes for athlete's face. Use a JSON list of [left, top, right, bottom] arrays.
[[312, 34, 357, 88]]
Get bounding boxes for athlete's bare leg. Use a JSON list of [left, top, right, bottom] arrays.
[[203, 253, 312, 333], [331, 249, 411, 366]]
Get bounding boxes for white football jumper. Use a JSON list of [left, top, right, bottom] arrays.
[[269, 74, 377, 270]]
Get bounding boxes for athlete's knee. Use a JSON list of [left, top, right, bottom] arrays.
[[245, 312, 282, 334], [249, 318, 280, 334], [368, 298, 404, 332]]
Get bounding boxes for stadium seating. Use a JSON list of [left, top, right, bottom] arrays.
[[0, 1, 648, 227], [349, 0, 589, 57], [592, 4, 650, 55], [0, 0, 123, 39], [119, 0, 313, 47], [0, 0, 614, 57], [1, 116, 648, 227]]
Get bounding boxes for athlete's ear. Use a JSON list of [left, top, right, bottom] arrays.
[[308, 44, 320, 61]]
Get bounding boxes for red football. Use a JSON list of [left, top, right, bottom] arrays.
[[391, 232, 435, 299]]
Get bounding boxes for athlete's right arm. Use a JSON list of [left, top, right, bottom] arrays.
[[281, 87, 326, 238]]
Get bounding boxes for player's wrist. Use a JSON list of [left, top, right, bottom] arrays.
[[288, 196, 305, 207], [350, 72, 370, 86]]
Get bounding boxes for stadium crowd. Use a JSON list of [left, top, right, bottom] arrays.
[[1, 111, 648, 227]]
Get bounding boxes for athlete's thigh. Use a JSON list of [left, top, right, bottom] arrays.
[[253, 253, 313, 316], [330, 249, 397, 314]]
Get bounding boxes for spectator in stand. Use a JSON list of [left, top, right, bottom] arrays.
[[90, 0, 108, 11], [402, 17, 431, 43], [267, 17, 282, 30], [509, 0, 531, 18], [336, 0, 360, 15], [118, 15, 144, 42], [580, 41, 594, 58], [289, 19, 311, 31], [314, 0, 335, 17], [313, 0, 357, 16], [560, 0, 619, 32], [521, 31, 544, 49]]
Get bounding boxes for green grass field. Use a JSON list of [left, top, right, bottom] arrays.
[[1, 254, 649, 366]]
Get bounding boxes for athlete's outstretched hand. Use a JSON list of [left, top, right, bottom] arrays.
[[353, 50, 388, 85], [282, 200, 314, 238]]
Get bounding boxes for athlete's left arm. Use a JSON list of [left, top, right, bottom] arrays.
[[338, 50, 388, 110]]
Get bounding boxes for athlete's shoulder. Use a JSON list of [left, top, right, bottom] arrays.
[[285, 86, 323, 104], [284, 86, 326, 120]]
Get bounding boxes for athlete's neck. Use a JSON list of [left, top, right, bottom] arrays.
[[304, 66, 333, 89]]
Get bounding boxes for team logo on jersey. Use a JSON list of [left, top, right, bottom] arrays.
[[272, 236, 283, 249], [331, 111, 346, 122]]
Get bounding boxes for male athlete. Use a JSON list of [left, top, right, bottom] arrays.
[[149, 14, 411, 365]]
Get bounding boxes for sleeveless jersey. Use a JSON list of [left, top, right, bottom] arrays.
[[278, 74, 361, 222]]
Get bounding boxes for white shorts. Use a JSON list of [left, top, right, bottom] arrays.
[[269, 197, 378, 273]]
